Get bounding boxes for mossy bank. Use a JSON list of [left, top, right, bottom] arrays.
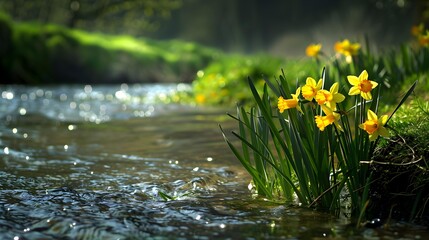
[[0, 12, 221, 84]]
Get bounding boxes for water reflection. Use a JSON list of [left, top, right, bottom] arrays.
[[0, 84, 428, 239], [1, 84, 192, 123]]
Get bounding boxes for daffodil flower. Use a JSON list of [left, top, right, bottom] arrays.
[[196, 94, 206, 104], [359, 109, 389, 141], [314, 105, 343, 131], [278, 88, 303, 114], [315, 82, 345, 110], [334, 39, 360, 57], [305, 44, 322, 58], [347, 70, 378, 100], [301, 77, 322, 101], [418, 31, 429, 47], [411, 23, 424, 37]]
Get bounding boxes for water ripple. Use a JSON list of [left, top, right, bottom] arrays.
[[1, 84, 193, 123]]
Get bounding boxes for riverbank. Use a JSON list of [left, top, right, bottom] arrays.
[[0, 12, 222, 84]]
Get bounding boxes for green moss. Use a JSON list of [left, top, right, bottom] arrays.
[[369, 99, 429, 221], [0, 11, 13, 79], [0, 13, 222, 84], [191, 55, 319, 105], [389, 99, 429, 156]]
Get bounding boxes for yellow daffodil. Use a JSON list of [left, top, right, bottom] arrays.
[[196, 94, 206, 104], [327, 82, 345, 108], [315, 105, 343, 131], [347, 70, 378, 100], [278, 88, 303, 114], [334, 39, 361, 57], [301, 77, 322, 101], [315, 115, 333, 131], [315, 90, 330, 105], [411, 23, 424, 37], [315, 83, 345, 109], [359, 109, 389, 141], [305, 44, 322, 58], [418, 31, 429, 47]]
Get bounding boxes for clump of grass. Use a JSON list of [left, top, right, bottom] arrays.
[[221, 65, 417, 225]]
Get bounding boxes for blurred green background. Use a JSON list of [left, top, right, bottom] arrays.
[[0, 0, 428, 88]]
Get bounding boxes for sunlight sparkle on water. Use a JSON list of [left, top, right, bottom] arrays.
[[120, 83, 128, 91], [60, 93, 67, 101], [2, 91, 14, 99], [79, 103, 91, 111], [29, 92, 36, 100], [45, 91, 52, 98], [115, 90, 130, 100], [70, 102, 77, 109], [4, 147, 9, 155], [36, 89, 44, 97], [169, 160, 179, 165], [84, 85, 92, 93], [19, 108, 27, 115]]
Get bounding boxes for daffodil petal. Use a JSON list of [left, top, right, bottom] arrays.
[[333, 93, 345, 103], [316, 79, 323, 89], [361, 91, 372, 100], [369, 133, 378, 141], [370, 81, 378, 88], [367, 110, 377, 121], [380, 114, 388, 125], [359, 70, 368, 81], [378, 126, 389, 137], [359, 123, 365, 130], [321, 105, 333, 115], [347, 76, 360, 86], [348, 86, 360, 95], [330, 82, 339, 93], [306, 77, 316, 86]]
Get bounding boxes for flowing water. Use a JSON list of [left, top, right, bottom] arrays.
[[1, 84, 428, 239]]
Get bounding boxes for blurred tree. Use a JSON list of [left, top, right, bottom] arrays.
[[0, 0, 182, 35]]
